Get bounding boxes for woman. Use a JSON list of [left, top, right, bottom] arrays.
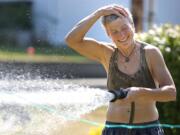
[[65, 4, 176, 135]]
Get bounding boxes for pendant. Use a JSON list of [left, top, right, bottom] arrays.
[[125, 57, 129, 62]]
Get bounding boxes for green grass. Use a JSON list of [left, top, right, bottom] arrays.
[[0, 44, 79, 55], [0, 51, 91, 63], [0, 45, 93, 63]]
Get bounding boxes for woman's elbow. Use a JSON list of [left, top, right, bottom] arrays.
[[65, 34, 73, 46], [65, 34, 81, 49]]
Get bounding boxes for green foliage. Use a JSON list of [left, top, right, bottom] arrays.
[[136, 24, 180, 134], [0, 2, 32, 30]]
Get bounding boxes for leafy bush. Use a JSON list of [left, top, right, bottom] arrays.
[[136, 24, 180, 135]]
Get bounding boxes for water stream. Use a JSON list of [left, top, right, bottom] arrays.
[[0, 74, 113, 135]]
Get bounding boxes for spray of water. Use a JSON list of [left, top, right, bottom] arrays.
[[0, 73, 113, 134]]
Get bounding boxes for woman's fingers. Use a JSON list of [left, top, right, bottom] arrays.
[[113, 6, 128, 17], [113, 10, 124, 17], [98, 4, 129, 18], [100, 8, 122, 17]]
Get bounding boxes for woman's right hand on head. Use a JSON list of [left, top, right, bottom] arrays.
[[96, 4, 128, 17]]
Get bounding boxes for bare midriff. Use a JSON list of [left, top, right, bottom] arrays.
[[106, 100, 159, 123]]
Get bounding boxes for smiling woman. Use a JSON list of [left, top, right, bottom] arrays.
[[65, 4, 176, 135]]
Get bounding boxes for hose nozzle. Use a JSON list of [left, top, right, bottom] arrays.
[[108, 88, 129, 102]]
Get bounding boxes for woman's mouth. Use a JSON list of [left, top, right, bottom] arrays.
[[117, 36, 129, 43]]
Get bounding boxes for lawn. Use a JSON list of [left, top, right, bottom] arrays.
[[0, 45, 93, 63]]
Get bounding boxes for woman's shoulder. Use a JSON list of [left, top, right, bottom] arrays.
[[98, 41, 117, 57], [98, 42, 116, 72], [137, 40, 160, 54], [137, 40, 163, 64], [99, 41, 116, 50]]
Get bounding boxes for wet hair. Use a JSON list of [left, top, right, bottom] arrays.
[[101, 6, 134, 27]]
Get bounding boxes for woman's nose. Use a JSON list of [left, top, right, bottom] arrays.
[[118, 31, 126, 39]]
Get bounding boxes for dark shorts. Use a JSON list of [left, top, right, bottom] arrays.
[[102, 120, 165, 135]]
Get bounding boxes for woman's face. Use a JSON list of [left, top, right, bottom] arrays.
[[105, 17, 135, 48]]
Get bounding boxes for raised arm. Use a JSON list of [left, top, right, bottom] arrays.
[[65, 5, 127, 61]]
